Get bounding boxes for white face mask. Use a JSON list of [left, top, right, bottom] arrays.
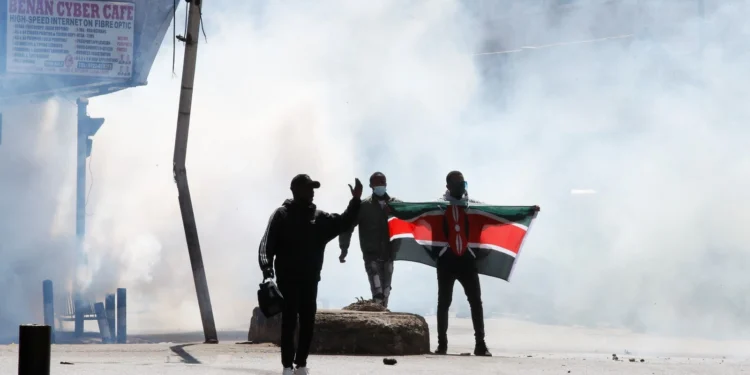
[[373, 186, 387, 196]]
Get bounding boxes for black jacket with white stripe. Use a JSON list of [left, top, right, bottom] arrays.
[[258, 197, 361, 282]]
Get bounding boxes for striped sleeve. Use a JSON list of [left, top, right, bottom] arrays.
[[258, 207, 283, 270]]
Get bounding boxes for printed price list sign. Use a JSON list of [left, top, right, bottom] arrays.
[[6, 0, 135, 78]]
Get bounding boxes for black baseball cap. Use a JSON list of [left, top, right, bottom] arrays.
[[290, 174, 321, 190]]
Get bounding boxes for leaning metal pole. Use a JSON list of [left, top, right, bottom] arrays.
[[172, 0, 218, 344]]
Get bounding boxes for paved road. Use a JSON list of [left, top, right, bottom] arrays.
[[2, 318, 750, 374], [1, 342, 747, 375]]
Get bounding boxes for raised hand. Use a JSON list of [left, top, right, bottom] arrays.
[[349, 178, 363, 199]]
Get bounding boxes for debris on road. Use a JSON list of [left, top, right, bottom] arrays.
[[60, 361, 74, 365], [611, 354, 618, 361], [383, 358, 397, 365], [343, 297, 389, 312]]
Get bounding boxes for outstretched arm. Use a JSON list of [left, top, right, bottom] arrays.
[[258, 208, 283, 278], [322, 196, 362, 243], [323, 178, 363, 245], [338, 210, 360, 262]]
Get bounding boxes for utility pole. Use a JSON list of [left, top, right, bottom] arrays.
[[74, 98, 104, 337], [172, 0, 219, 344]]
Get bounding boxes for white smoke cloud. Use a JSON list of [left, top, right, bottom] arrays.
[[0, 99, 78, 340], [3, 0, 750, 344]]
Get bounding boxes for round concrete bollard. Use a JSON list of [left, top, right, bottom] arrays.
[[248, 307, 431, 355], [18, 324, 51, 375]]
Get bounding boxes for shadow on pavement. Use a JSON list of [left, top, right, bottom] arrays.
[[170, 344, 201, 364]]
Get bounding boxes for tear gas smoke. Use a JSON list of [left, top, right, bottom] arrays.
[[0, 100, 78, 341], [2, 0, 750, 344]]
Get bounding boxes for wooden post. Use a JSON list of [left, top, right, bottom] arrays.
[[105, 294, 116, 341], [18, 325, 51, 375], [42, 280, 55, 344], [116, 288, 127, 344], [73, 291, 84, 338], [172, 0, 219, 344], [94, 302, 112, 343]]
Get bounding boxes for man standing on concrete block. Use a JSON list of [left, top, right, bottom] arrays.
[[338, 172, 401, 308], [259, 174, 362, 375]]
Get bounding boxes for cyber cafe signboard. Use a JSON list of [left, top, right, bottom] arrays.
[[6, 0, 135, 79]]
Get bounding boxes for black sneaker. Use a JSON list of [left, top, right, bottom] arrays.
[[473, 341, 492, 357], [434, 343, 447, 355]]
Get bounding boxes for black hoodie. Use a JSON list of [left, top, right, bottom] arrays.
[[259, 197, 361, 282]]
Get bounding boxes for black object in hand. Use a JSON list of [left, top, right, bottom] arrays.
[[257, 279, 284, 318]]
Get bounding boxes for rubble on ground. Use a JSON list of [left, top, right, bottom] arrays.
[[342, 297, 390, 312]]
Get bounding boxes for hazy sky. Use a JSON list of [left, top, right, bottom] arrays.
[[2, 0, 750, 343]]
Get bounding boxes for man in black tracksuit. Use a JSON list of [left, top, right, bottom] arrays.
[[258, 174, 362, 375], [435, 170, 491, 357]]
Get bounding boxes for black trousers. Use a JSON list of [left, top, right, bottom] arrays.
[[278, 279, 319, 368], [436, 258, 485, 345]]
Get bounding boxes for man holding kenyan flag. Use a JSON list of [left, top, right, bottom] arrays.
[[387, 170, 540, 356]]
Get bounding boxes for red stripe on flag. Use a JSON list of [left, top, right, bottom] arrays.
[[388, 216, 446, 242], [467, 214, 527, 254], [390, 213, 528, 254]]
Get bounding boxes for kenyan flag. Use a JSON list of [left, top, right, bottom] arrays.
[[388, 202, 538, 281]]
